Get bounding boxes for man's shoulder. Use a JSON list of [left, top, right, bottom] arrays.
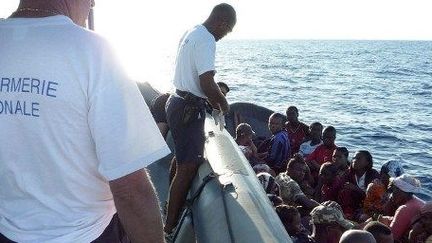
[[186, 25, 215, 44]]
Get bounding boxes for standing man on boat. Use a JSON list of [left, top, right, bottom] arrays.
[[0, 0, 170, 242], [164, 3, 236, 236]]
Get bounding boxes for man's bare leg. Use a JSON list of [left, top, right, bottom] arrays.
[[164, 162, 200, 233]]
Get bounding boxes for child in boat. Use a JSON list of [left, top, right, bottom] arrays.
[[276, 204, 310, 242], [362, 160, 405, 219], [298, 122, 323, 158], [265, 113, 291, 174], [235, 123, 265, 166]]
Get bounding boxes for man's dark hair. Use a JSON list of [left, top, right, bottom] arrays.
[[364, 221, 392, 239], [323, 125, 336, 134], [335, 147, 349, 159], [287, 154, 306, 170], [217, 81, 230, 93], [209, 3, 236, 23], [286, 106, 299, 115]]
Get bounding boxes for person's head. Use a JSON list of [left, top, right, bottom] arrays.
[[310, 205, 354, 243], [204, 3, 236, 41], [332, 147, 349, 167], [339, 230, 377, 243], [235, 123, 255, 141], [409, 202, 432, 242], [253, 163, 272, 175], [17, 0, 94, 27], [364, 221, 393, 243], [257, 172, 280, 195], [319, 162, 337, 185], [352, 150, 373, 172], [217, 82, 230, 96], [388, 174, 421, 206], [285, 106, 299, 123], [268, 112, 285, 135], [379, 160, 404, 187], [276, 204, 302, 235], [309, 122, 323, 141], [322, 126, 336, 147], [286, 155, 307, 182]]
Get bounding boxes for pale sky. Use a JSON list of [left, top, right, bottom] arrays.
[[2, 0, 432, 90]]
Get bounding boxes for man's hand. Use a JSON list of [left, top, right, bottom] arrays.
[[199, 71, 229, 114], [212, 108, 225, 131]]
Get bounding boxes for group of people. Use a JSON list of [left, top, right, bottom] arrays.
[[235, 107, 432, 242], [1, 1, 236, 242], [2, 0, 431, 242]]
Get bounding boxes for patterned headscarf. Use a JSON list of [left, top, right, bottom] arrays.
[[380, 160, 404, 178], [257, 172, 280, 195]]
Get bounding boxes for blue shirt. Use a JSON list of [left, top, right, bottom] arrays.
[[267, 131, 291, 169]]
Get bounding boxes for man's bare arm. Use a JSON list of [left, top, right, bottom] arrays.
[[109, 169, 164, 243], [199, 71, 229, 114]]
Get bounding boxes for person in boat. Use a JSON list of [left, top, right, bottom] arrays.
[[265, 112, 291, 174], [150, 93, 171, 139], [275, 160, 319, 211], [253, 163, 276, 176], [285, 106, 310, 156], [217, 81, 230, 96], [0, 1, 170, 242], [276, 204, 311, 243], [377, 174, 426, 242], [285, 154, 315, 198], [331, 147, 350, 177], [308, 204, 354, 243], [163, 3, 236, 236], [305, 126, 337, 182], [337, 150, 379, 221], [363, 221, 394, 243], [256, 172, 282, 208], [409, 202, 432, 243], [235, 123, 266, 166], [362, 160, 404, 219], [299, 122, 323, 158], [339, 230, 377, 243], [318, 162, 344, 202]]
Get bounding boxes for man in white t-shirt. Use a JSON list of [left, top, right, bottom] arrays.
[[0, 1, 170, 242], [164, 3, 236, 235]]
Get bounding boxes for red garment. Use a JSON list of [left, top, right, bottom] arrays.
[[286, 122, 309, 155], [321, 176, 344, 202], [306, 144, 336, 165]]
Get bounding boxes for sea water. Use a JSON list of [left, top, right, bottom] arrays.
[[215, 40, 432, 193]]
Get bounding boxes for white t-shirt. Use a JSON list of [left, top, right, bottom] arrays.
[[172, 25, 216, 98], [0, 16, 170, 242], [298, 140, 323, 158]]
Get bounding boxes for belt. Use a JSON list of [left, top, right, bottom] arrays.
[[175, 89, 205, 101]]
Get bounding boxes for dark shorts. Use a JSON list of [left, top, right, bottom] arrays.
[[166, 93, 206, 164], [0, 214, 128, 243]]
